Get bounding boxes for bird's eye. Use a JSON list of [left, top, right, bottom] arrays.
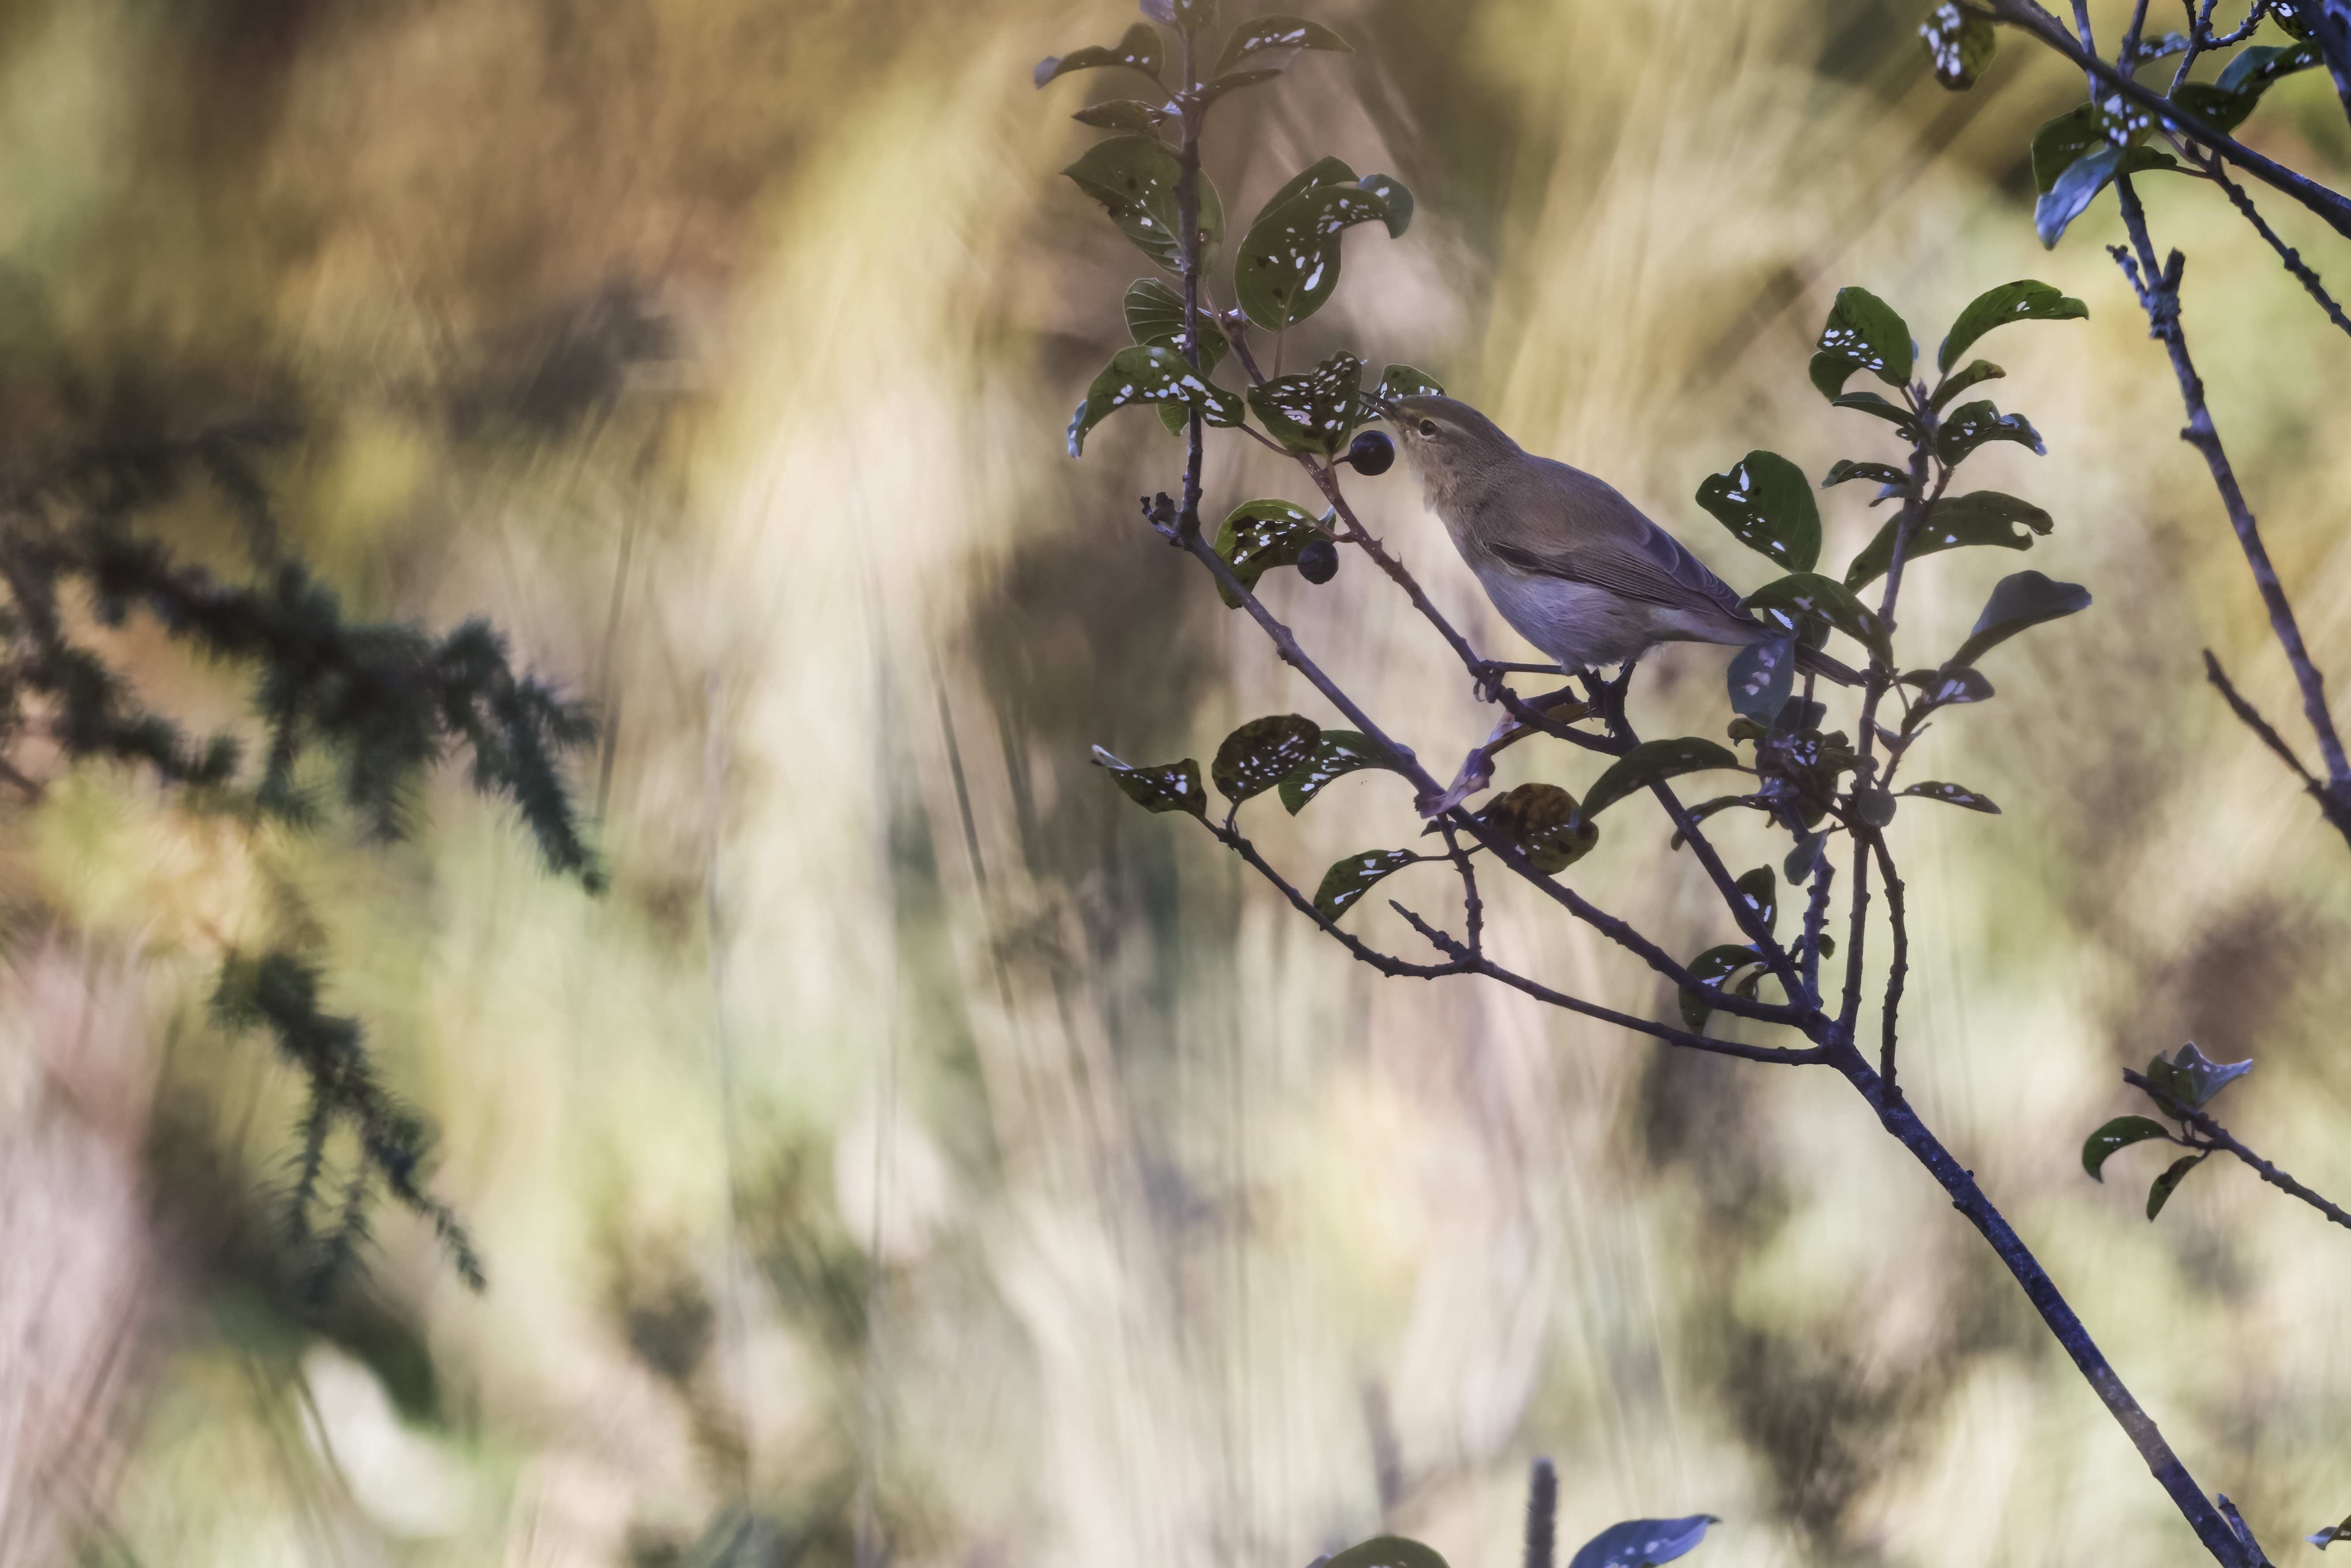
[[1417, 419, 1439, 438]]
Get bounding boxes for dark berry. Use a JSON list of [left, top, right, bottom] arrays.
[[1296, 536, 1339, 584], [1344, 430, 1395, 476]]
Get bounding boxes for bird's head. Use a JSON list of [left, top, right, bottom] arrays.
[[1385, 394, 1524, 514]]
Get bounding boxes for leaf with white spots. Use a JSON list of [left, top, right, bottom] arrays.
[[1726, 636, 1796, 724], [1278, 729, 1396, 813], [1844, 490, 2052, 591], [1939, 280, 2089, 371], [1213, 14, 1352, 75], [1568, 1514, 1719, 1568], [1696, 449, 1821, 572], [2147, 1042, 2254, 1110], [1233, 161, 1407, 330], [1813, 285, 1914, 391], [1313, 849, 1422, 921], [1899, 781, 2001, 813], [1823, 459, 1910, 490], [1378, 363, 1445, 400], [1742, 573, 1893, 666], [1918, 1, 1996, 89], [1247, 352, 1366, 455], [1679, 946, 1764, 1031], [1063, 134, 1226, 274], [1213, 714, 1321, 803], [1829, 391, 1924, 441], [1067, 346, 1243, 457], [1123, 277, 1227, 375], [1091, 747, 1207, 817], [1458, 782, 1601, 873], [1735, 865, 1778, 936], [2082, 1115, 2174, 1180], [1035, 23, 1164, 89], [1937, 400, 2045, 464], [1211, 499, 1328, 605]]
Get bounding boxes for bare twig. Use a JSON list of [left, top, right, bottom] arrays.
[[2181, 146, 2351, 341], [2125, 1068, 2351, 1231], [1393, 903, 1827, 1065], [1836, 1046, 2262, 1568], [1869, 830, 1910, 1103], [2110, 180, 2351, 849]]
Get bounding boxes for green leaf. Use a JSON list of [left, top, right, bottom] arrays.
[[1247, 352, 1366, 454], [1918, 1, 1997, 88], [1234, 160, 1404, 329], [1741, 573, 1894, 665], [1035, 22, 1164, 88], [1735, 866, 1778, 936], [1568, 1515, 1718, 1568], [1472, 782, 1602, 873], [2168, 80, 2260, 134], [1831, 391, 1924, 440], [1785, 829, 1825, 884], [1726, 636, 1797, 723], [1694, 450, 1821, 572], [1580, 737, 1746, 822], [1809, 351, 1859, 401], [1929, 359, 2006, 412], [1072, 99, 1174, 133], [1816, 286, 1914, 389], [1320, 1538, 1452, 1568], [1947, 569, 2092, 669], [1213, 714, 1320, 802], [1378, 363, 1445, 401], [2035, 143, 2176, 249], [1313, 850, 1421, 921], [1355, 172, 1414, 237], [2151, 1042, 2254, 1108], [1678, 943, 1764, 1030], [1854, 786, 1898, 827], [1278, 729, 1394, 812], [2146, 1153, 2206, 1220], [1823, 459, 1910, 490], [2215, 41, 2322, 94], [1899, 780, 2000, 813], [1068, 345, 1243, 457], [1212, 500, 1328, 605], [1091, 747, 1206, 816], [1939, 280, 2089, 371], [1213, 14, 1352, 75], [1902, 665, 1995, 708], [2029, 103, 2113, 195], [2082, 1115, 2175, 1180], [1063, 135, 1226, 273], [1937, 401, 2045, 464], [1123, 277, 1227, 375], [1844, 491, 2053, 591]]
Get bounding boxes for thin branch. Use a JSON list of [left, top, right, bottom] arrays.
[[1203, 818, 1468, 980], [2181, 144, 2351, 340], [1392, 903, 1828, 1065], [1440, 817, 1485, 958], [2125, 1068, 2351, 1231], [1835, 1047, 2263, 1568], [1801, 856, 1835, 1009], [1988, 0, 2351, 240], [2109, 180, 2351, 848], [1868, 829, 1910, 1103]]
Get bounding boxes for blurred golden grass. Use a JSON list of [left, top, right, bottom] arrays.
[[4, 0, 2351, 1565]]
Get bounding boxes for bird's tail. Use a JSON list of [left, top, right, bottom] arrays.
[[1795, 643, 1864, 687]]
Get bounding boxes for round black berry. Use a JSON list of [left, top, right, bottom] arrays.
[[1345, 430, 1396, 476], [1296, 536, 1339, 584]]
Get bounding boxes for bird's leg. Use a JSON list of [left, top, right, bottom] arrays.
[[1574, 661, 1637, 738], [1471, 659, 1559, 704]]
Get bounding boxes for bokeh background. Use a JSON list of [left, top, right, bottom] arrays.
[[5, 0, 2351, 1564]]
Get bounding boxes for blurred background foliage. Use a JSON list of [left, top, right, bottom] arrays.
[[4, 0, 2351, 1564]]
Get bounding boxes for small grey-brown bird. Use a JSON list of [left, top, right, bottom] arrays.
[[1390, 394, 1860, 686]]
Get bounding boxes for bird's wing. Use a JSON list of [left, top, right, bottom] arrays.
[[1484, 463, 1753, 623]]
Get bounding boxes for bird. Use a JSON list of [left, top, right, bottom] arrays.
[[1388, 394, 1861, 687]]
